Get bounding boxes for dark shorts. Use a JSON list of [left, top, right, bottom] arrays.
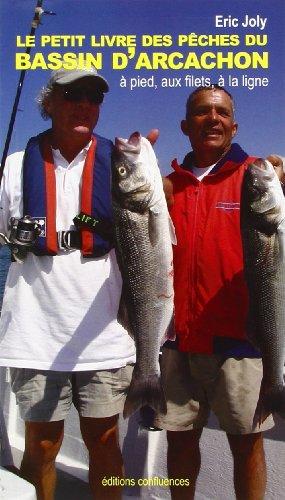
[[10, 366, 133, 422]]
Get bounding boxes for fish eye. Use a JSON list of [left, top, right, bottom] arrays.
[[118, 166, 127, 177]]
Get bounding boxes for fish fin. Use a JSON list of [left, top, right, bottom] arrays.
[[277, 223, 285, 261], [246, 327, 261, 350], [265, 386, 285, 419], [160, 314, 176, 345], [168, 214, 177, 245], [148, 210, 160, 246], [253, 380, 285, 427], [148, 210, 177, 247], [117, 289, 134, 338], [123, 373, 167, 419], [246, 311, 261, 350], [253, 382, 271, 428]]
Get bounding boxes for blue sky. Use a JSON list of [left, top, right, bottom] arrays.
[[0, 0, 284, 175]]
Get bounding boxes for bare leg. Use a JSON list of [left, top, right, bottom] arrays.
[[227, 432, 266, 500], [167, 428, 203, 500], [80, 415, 123, 499], [20, 420, 64, 500]]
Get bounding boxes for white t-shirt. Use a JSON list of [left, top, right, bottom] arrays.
[[191, 163, 216, 181], [0, 145, 136, 371]]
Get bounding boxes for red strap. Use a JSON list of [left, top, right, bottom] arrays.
[[81, 136, 97, 254], [41, 134, 57, 254]]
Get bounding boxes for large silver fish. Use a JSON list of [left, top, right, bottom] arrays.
[[112, 132, 175, 418], [241, 158, 285, 420]]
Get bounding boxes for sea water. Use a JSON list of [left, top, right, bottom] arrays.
[[0, 247, 10, 307]]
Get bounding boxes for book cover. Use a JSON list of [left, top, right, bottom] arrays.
[[0, 1, 284, 499]]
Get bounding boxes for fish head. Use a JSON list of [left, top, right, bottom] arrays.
[[112, 132, 162, 212], [112, 132, 153, 212], [242, 159, 285, 232]]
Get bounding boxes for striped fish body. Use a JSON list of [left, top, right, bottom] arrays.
[[112, 133, 174, 418], [241, 159, 285, 419]]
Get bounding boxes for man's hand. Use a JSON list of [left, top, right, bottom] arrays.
[[146, 129, 159, 146], [267, 155, 285, 184]]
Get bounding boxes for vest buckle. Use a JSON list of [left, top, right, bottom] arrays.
[[57, 230, 75, 250]]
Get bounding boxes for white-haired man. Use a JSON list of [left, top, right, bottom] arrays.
[[0, 67, 135, 499]]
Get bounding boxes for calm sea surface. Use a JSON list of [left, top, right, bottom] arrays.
[[0, 246, 10, 307]]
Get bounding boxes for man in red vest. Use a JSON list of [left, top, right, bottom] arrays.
[[156, 85, 283, 499]]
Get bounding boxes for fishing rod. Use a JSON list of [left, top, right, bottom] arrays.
[[0, 0, 55, 182]]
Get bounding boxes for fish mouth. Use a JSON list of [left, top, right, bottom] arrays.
[[249, 159, 275, 176], [243, 163, 283, 215], [120, 183, 151, 198], [247, 161, 278, 198], [124, 187, 151, 208], [246, 161, 276, 185], [114, 183, 152, 211]]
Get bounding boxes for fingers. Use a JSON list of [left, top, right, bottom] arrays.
[[267, 155, 285, 183], [146, 129, 159, 146], [267, 155, 284, 169]]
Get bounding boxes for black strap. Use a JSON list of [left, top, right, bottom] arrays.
[[57, 212, 114, 250], [73, 212, 114, 242]]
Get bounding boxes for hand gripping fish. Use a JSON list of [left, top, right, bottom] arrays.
[[241, 158, 285, 421], [112, 132, 176, 418]]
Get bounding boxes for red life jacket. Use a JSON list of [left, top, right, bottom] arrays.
[[168, 143, 260, 357]]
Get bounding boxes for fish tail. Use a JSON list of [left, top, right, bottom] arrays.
[[123, 374, 167, 419]]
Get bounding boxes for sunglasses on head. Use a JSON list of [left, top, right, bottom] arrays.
[[62, 87, 104, 105]]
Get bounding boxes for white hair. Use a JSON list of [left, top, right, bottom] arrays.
[[35, 83, 54, 120]]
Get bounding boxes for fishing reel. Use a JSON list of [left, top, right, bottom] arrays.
[[0, 215, 41, 263]]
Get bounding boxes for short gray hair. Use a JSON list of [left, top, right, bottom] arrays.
[[186, 84, 235, 119], [36, 84, 54, 120]]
